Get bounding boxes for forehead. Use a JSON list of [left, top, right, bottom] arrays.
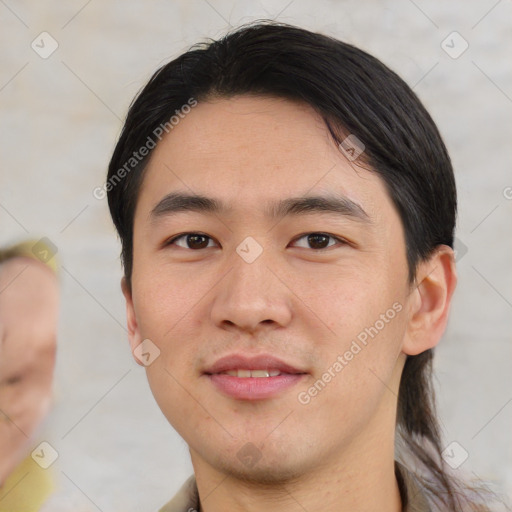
[[137, 95, 395, 222]]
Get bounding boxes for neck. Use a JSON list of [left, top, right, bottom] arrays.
[[194, 453, 402, 512], [190, 401, 403, 512]]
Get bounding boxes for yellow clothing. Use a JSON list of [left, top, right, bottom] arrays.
[[0, 455, 54, 512], [0, 238, 58, 274]]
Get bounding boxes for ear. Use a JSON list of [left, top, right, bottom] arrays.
[[402, 245, 457, 356], [121, 276, 144, 366]]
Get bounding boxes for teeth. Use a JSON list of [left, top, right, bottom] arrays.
[[222, 369, 282, 378]]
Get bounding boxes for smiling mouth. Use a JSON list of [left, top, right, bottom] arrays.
[[203, 353, 308, 399], [215, 369, 293, 378], [205, 371, 307, 400]]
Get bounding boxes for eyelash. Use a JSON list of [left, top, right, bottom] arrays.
[[164, 232, 347, 251]]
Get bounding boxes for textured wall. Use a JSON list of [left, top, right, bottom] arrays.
[[1, 1, 511, 510]]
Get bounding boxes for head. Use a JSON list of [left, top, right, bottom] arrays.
[[107, 20, 469, 509], [0, 256, 58, 485]]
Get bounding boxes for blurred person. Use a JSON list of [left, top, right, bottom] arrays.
[[0, 240, 59, 511], [106, 21, 509, 512]]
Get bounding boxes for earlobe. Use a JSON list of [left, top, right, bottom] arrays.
[[402, 245, 457, 356], [121, 276, 144, 366]]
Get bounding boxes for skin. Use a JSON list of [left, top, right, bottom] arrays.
[[0, 257, 58, 485], [123, 95, 456, 512]]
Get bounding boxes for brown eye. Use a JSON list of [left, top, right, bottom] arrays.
[[292, 233, 344, 250], [306, 233, 331, 249], [186, 234, 211, 249], [167, 233, 216, 250]]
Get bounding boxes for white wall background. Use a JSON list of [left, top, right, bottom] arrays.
[[1, 1, 511, 510]]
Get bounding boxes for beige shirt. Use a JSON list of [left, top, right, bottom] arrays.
[[158, 461, 431, 512]]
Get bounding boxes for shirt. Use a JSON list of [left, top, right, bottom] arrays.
[[158, 460, 431, 512]]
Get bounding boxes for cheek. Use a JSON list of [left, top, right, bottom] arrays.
[[135, 255, 215, 316], [134, 269, 193, 339], [302, 267, 393, 338], [297, 318, 406, 441], [299, 271, 406, 411], [133, 272, 204, 405], [145, 356, 213, 447]]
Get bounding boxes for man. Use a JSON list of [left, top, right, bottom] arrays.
[[106, 21, 502, 511]]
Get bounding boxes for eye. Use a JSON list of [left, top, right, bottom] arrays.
[[4, 374, 23, 386], [164, 232, 346, 251], [166, 233, 218, 250], [290, 232, 345, 250]]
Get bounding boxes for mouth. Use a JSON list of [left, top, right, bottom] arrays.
[[215, 369, 292, 377], [204, 353, 308, 400]]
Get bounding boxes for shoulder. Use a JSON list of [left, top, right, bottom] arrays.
[[158, 475, 199, 512]]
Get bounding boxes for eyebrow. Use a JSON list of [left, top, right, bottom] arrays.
[[150, 192, 370, 223]]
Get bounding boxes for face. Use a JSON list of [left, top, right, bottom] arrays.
[[0, 258, 58, 483], [125, 95, 415, 483]]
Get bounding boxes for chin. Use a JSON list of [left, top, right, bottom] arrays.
[[209, 448, 310, 487]]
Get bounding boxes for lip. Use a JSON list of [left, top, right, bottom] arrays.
[[204, 353, 306, 375], [204, 353, 307, 401]]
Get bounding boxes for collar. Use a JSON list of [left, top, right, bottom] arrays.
[[159, 460, 431, 512]]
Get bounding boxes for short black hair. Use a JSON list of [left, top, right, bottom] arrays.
[[107, 20, 499, 510]]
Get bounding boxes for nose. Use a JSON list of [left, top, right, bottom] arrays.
[[210, 247, 293, 334]]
